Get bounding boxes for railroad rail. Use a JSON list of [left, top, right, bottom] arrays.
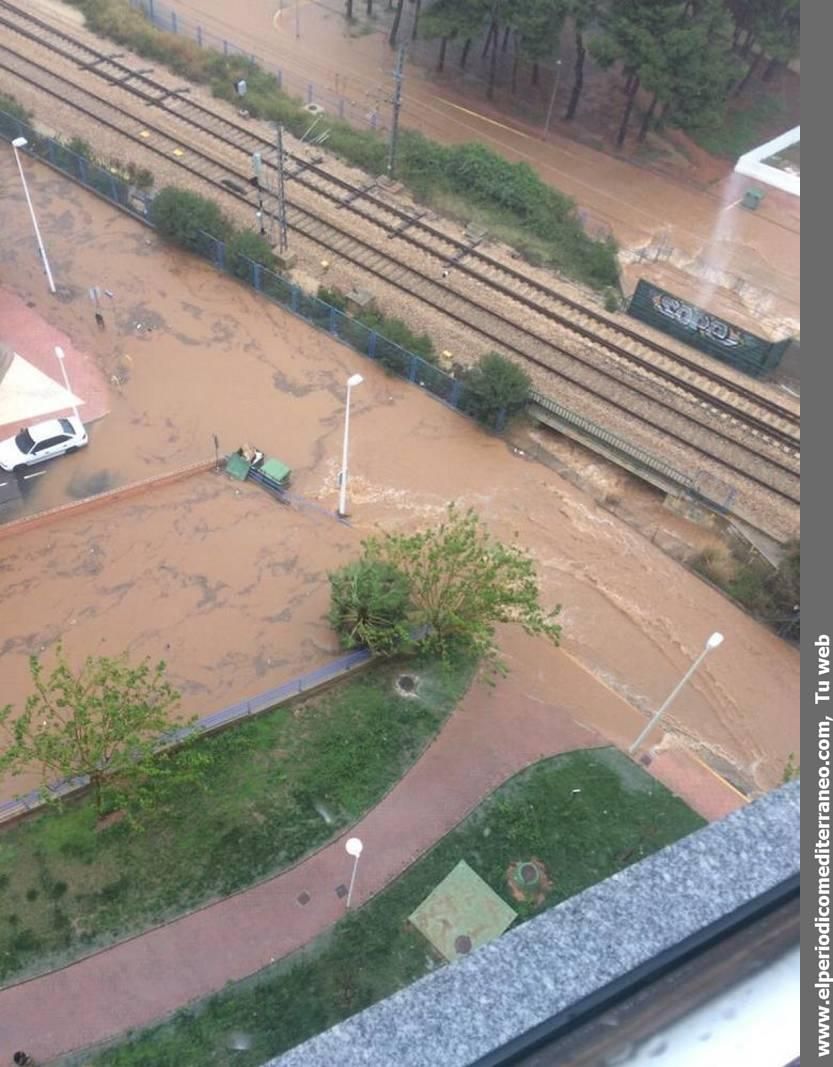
[[0, 1, 800, 448], [0, 4, 800, 512]]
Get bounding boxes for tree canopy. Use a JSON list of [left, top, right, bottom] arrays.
[[462, 351, 532, 425], [329, 558, 413, 655], [329, 505, 561, 662], [0, 647, 190, 816], [416, 0, 796, 139]]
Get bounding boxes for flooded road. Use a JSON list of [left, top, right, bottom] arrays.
[[0, 159, 799, 802]]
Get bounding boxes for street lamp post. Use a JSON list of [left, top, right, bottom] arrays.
[[345, 836, 364, 909], [629, 632, 724, 754], [11, 137, 56, 294], [337, 373, 363, 517], [54, 347, 80, 423], [542, 59, 563, 139]]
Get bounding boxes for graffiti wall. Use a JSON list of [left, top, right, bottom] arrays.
[[627, 280, 790, 378]]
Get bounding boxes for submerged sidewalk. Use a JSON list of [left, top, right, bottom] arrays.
[[0, 654, 745, 1063]]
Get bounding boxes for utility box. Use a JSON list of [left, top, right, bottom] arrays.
[[345, 287, 375, 313], [742, 188, 764, 211]]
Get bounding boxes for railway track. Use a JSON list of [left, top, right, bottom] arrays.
[[0, 3, 800, 513], [0, 1, 800, 450]]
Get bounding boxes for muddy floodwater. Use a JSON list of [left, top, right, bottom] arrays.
[[0, 159, 799, 802]]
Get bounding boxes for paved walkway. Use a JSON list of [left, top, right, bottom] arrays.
[[0, 655, 745, 1063], [0, 288, 110, 437]]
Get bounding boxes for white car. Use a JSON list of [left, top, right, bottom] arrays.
[[0, 416, 88, 472]]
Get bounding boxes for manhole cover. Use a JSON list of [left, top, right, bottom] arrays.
[[397, 674, 417, 693], [519, 863, 539, 885], [454, 934, 472, 955]]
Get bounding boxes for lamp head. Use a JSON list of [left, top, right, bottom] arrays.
[[345, 837, 363, 857], [54, 346, 65, 360], [706, 632, 724, 650], [12, 137, 27, 149], [347, 373, 363, 389]]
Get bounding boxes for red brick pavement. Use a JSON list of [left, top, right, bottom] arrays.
[[646, 744, 748, 823], [0, 288, 110, 436], [0, 658, 745, 1063]]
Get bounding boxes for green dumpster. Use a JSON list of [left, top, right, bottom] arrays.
[[225, 452, 251, 481], [261, 457, 292, 487], [742, 188, 764, 211]]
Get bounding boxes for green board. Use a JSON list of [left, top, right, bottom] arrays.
[[627, 279, 789, 377], [225, 453, 251, 481], [262, 457, 292, 485], [408, 860, 517, 963]]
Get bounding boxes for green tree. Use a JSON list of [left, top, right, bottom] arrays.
[[328, 559, 413, 655], [510, 0, 566, 69], [225, 227, 278, 280], [782, 752, 799, 783], [362, 504, 561, 660], [0, 647, 185, 816], [590, 0, 661, 147], [729, 0, 799, 89], [421, 0, 489, 72], [563, 0, 601, 122], [463, 350, 531, 425], [592, 0, 736, 146], [150, 186, 230, 252], [656, 0, 736, 138]]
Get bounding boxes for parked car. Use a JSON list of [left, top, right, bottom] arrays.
[[0, 416, 88, 472]]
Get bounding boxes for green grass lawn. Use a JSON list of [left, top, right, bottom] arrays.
[[0, 655, 475, 983], [689, 92, 787, 159], [73, 749, 705, 1067]]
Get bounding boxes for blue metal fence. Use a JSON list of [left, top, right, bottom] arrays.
[[0, 109, 707, 493], [0, 109, 505, 428], [0, 110, 154, 221], [127, 0, 387, 133], [0, 647, 372, 826]]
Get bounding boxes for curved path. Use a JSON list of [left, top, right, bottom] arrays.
[[0, 652, 744, 1063]]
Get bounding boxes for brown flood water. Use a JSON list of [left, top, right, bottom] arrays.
[[0, 159, 799, 802]]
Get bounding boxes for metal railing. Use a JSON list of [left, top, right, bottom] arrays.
[[528, 390, 694, 491]]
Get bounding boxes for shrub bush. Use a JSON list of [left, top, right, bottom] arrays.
[[0, 91, 31, 125], [462, 351, 531, 426], [317, 285, 349, 311], [67, 136, 94, 160], [150, 186, 230, 252], [356, 309, 435, 363], [328, 559, 412, 656], [225, 228, 277, 280]]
